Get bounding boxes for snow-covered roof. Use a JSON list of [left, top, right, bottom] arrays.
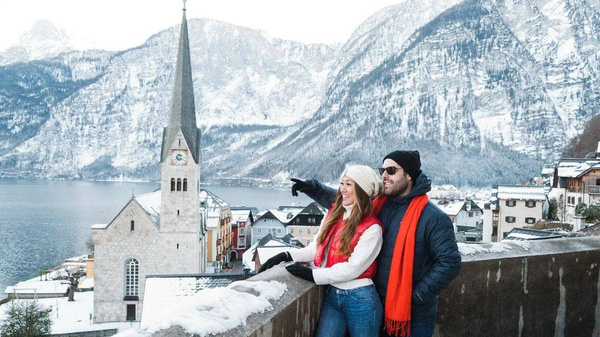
[[5, 280, 69, 295], [200, 189, 230, 219], [256, 209, 302, 224], [242, 236, 298, 270], [231, 209, 251, 223], [556, 159, 600, 178], [496, 185, 547, 201], [541, 167, 555, 175], [438, 202, 465, 216], [273, 209, 300, 224], [91, 223, 108, 229], [503, 228, 564, 241], [135, 191, 161, 226]]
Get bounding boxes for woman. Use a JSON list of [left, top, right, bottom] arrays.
[[259, 165, 383, 337]]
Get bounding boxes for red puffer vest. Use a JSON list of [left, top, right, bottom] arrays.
[[313, 211, 382, 280]]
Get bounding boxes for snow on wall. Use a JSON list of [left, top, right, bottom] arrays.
[[118, 280, 286, 337]]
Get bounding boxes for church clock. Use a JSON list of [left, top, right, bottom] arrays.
[[171, 150, 189, 166]]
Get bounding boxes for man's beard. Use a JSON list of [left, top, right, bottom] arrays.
[[384, 177, 410, 197]]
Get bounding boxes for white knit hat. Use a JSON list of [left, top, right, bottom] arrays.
[[342, 165, 383, 197]]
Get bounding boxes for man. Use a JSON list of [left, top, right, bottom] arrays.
[[291, 150, 461, 337]]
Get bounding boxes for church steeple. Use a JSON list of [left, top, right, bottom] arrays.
[[161, 3, 201, 164]]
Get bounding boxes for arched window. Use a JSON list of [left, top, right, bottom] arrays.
[[130, 220, 135, 231], [183, 179, 188, 192], [177, 178, 182, 191], [124, 258, 139, 297], [170, 178, 175, 191]]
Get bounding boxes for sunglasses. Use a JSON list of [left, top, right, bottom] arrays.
[[379, 166, 402, 175]]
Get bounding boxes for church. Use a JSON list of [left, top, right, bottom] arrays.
[[91, 5, 207, 323]]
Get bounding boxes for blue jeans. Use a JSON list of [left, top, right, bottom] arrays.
[[316, 285, 383, 337]]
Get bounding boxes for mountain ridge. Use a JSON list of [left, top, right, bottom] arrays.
[[1, 1, 599, 187]]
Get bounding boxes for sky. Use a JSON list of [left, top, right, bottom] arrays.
[[0, 0, 403, 52]]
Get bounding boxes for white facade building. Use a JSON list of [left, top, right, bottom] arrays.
[[492, 185, 549, 241]]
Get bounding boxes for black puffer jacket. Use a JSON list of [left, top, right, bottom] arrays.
[[303, 173, 461, 320]]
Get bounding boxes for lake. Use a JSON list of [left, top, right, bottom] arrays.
[[0, 179, 313, 295]]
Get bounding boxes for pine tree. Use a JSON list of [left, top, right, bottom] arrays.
[[0, 301, 52, 337]]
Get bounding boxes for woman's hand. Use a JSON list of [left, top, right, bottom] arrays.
[[258, 252, 292, 273], [286, 263, 315, 282]]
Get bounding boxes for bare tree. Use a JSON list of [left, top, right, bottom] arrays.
[[64, 268, 85, 302]]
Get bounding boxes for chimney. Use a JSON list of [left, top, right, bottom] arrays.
[[596, 141, 600, 159]]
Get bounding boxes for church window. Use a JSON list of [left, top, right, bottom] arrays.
[[124, 259, 139, 297], [130, 220, 135, 231], [177, 210, 180, 216], [183, 179, 188, 191], [177, 178, 182, 191], [171, 179, 175, 191], [177, 244, 179, 249]]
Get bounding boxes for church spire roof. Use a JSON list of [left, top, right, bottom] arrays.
[[161, 3, 201, 163]]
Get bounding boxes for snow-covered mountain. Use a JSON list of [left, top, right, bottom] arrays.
[[0, 20, 75, 66], [0, 18, 338, 180], [232, 0, 600, 186], [1, 0, 599, 186]]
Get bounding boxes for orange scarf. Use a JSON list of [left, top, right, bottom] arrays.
[[372, 194, 429, 337]]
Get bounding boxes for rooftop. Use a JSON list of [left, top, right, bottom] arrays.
[[495, 185, 548, 201]]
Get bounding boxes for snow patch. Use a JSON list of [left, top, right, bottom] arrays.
[[128, 280, 286, 336], [458, 242, 512, 255]]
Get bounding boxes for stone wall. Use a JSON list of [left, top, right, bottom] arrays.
[[50, 329, 117, 337], [152, 237, 600, 337], [436, 237, 600, 337], [152, 266, 323, 337]]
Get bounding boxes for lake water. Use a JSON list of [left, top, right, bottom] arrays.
[[0, 179, 313, 295]]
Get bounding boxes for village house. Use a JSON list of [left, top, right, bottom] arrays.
[[437, 199, 483, 233], [552, 143, 600, 225], [229, 207, 256, 261], [250, 206, 304, 245], [201, 190, 231, 271], [242, 234, 300, 272], [285, 203, 325, 246], [483, 185, 549, 242]]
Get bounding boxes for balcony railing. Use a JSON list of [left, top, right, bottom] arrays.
[[589, 185, 600, 194], [152, 237, 600, 337]]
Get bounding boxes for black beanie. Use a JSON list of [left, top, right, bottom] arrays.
[[383, 150, 422, 182]]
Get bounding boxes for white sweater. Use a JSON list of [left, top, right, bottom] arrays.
[[288, 205, 383, 289]]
